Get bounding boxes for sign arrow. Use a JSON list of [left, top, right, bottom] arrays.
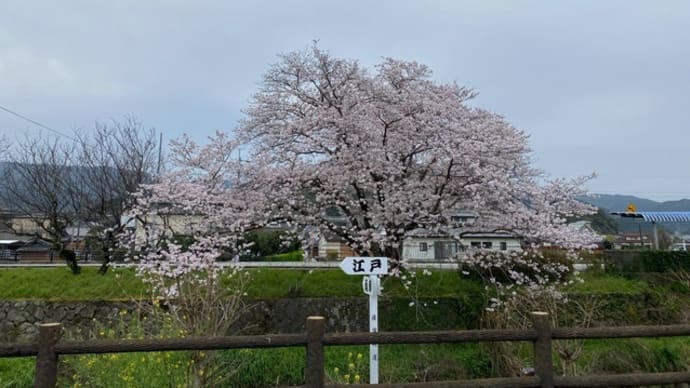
[[338, 256, 388, 275]]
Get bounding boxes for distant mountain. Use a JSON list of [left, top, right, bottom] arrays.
[[655, 199, 690, 211], [579, 194, 661, 212]]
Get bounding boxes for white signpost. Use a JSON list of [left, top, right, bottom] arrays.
[[338, 256, 388, 384]]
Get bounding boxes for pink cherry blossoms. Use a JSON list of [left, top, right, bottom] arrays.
[[238, 46, 597, 263], [126, 46, 598, 296]]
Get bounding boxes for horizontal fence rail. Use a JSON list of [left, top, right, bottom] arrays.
[[2, 313, 690, 387], [55, 333, 307, 355], [323, 329, 538, 345]]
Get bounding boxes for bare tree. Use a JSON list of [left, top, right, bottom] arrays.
[[76, 116, 159, 273], [0, 118, 159, 274], [0, 135, 85, 273]]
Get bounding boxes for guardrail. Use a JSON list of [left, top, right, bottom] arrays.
[[2, 312, 690, 387]]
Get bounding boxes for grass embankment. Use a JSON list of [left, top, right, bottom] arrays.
[[0, 267, 145, 301], [564, 271, 650, 294], [0, 266, 480, 300]]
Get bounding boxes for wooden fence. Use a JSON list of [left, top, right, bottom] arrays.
[[2, 312, 690, 387]]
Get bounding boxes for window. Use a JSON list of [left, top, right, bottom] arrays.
[[471, 241, 481, 248], [500, 242, 507, 251], [482, 241, 492, 249], [419, 242, 428, 252]]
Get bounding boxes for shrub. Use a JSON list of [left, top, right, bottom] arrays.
[[242, 229, 300, 259], [261, 250, 304, 262]]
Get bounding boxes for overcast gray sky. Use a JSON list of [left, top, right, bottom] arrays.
[[1, 1, 689, 201]]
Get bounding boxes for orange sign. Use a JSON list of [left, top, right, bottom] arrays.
[[626, 203, 637, 213]]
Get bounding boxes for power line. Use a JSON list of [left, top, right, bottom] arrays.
[[0, 104, 76, 141]]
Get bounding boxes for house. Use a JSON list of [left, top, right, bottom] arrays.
[[401, 209, 521, 261], [401, 228, 462, 260], [300, 225, 320, 260], [15, 238, 56, 263], [129, 211, 207, 245], [3, 213, 46, 238], [311, 209, 522, 261], [317, 230, 355, 260], [612, 233, 653, 250], [402, 229, 521, 261], [0, 237, 24, 261], [461, 231, 522, 251], [0, 222, 33, 261]]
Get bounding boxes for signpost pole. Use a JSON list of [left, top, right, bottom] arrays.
[[339, 256, 387, 385], [369, 274, 379, 384]]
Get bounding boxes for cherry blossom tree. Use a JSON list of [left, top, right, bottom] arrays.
[[124, 132, 255, 387], [238, 45, 596, 266]]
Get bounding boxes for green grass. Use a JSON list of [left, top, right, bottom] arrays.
[[258, 250, 304, 261], [5, 339, 690, 387], [0, 267, 146, 301], [212, 343, 489, 386], [562, 271, 649, 294], [0, 267, 480, 301], [571, 337, 690, 375], [0, 265, 667, 301], [0, 358, 34, 388]]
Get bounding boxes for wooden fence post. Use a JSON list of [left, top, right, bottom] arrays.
[[305, 316, 325, 388], [530, 311, 554, 388], [34, 323, 62, 388]]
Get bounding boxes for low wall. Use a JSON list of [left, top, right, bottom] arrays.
[[2, 292, 685, 343], [0, 300, 135, 342], [0, 297, 478, 343]]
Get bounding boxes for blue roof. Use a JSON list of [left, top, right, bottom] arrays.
[[611, 211, 690, 223]]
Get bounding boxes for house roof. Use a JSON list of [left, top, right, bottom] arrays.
[[319, 229, 349, 243], [405, 228, 464, 238], [461, 231, 518, 239], [405, 228, 517, 239], [568, 220, 592, 230], [0, 232, 32, 242], [16, 238, 53, 252]]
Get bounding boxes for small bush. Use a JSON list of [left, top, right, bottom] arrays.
[[262, 250, 304, 262], [242, 229, 300, 259]]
